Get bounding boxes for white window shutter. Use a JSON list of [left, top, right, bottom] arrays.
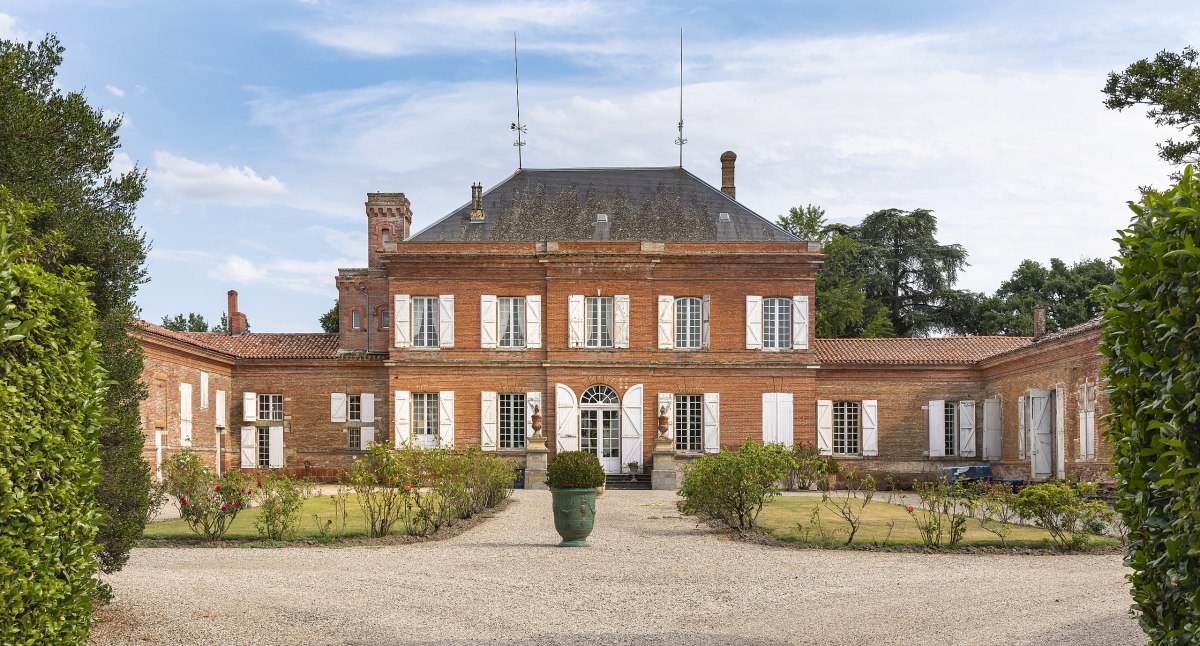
[[215, 390, 226, 428], [361, 393, 374, 422], [983, 398, 1002, 460], [1017, 395, 1026, 460], [701, 294, 711, 349], [1054, 386, 1066, 478], [928, 400, 945, 457], [268, 426, 284, 468], [394, 294, 411, 348], [525, 295, 542, 348], [179, 383, 193, 448], [480, 295, 498, 349], [394, 390, 411, 448], [703, 393, 720, 453], [620, 385, 643, 471], [861, 400, 879, 456], [614, 294, 630, 348], [438, 295, 455, 348], [958, 400, 976, 457], [200, 371, 209, 409], [745, 296, 762, 350], [240, 426, 256, 468], [657, 295, 674, 349], [778, 393, 794, 448], [438, 390, 455, 447], [1078, 384, 1087, 460], [243, 392, 257, 422], [360, 426, 375, 450], [568, 295, 585, 348], [657, 393, 673, 434], [526, 391, 543, 437], [1085, 409, 1096, 461], [330, 392, 347, 423], [792, 296, 809, 350], [761, 393, 777, 444], [480, 391, 498, 451], [555, 383, 579, 452], [816, 400, 833, 455]]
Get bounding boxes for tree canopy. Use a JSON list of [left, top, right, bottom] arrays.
[[161, 312, 210, 332], [0, 34, 150, 574], [1104, 46, 1200, 166], [965, 258, 1115, 336], [320, 300, 339, 333]]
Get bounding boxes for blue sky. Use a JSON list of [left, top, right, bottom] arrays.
[[2, 1, 1197, 331]]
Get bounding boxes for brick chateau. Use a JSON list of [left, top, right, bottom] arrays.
[[138, 153, 1111, 486]]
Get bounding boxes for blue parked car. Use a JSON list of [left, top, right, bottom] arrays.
[[938, 465, 1024, 489]]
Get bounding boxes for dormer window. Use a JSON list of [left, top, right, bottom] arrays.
[[595, 213, 608, 223], [719, 212, 731, 222]]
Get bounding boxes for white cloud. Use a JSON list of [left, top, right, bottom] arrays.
[[110, 152, 136, 176], [0, 13, 24, 40], [208, 254, 348, 295], [105, 84, 126, 97], [152, 151, 288, 207]]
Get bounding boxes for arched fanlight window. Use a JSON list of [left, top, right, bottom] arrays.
[[580, 385, 619, 406]]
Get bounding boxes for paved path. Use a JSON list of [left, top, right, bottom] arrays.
[[93, 489, 1142, 645]]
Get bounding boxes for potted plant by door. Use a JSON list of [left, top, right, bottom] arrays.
[[627, 461, 640, 480], [546, 451, 605, 547]]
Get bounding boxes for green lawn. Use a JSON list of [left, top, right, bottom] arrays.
[[757, 494, 1118, 549], [143, 493, 401, 541]]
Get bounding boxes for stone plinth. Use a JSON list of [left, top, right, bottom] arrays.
[[525, 435, 549, 490], [651, 437, 677, 491]]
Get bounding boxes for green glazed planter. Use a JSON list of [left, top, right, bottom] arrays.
[[550, 487, 598, 547]]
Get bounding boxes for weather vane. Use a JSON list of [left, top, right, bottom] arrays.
[[511, 32, 527, 169], [674, 28, 686, 168]]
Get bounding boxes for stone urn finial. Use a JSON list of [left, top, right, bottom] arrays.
[[657, 404, 670, 439], [531, 404, 544, 437]]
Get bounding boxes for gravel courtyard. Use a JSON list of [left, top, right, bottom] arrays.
[[92, 490, 1142, 646]]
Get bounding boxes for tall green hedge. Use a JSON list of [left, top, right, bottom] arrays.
[[0, 197, 105, 644], [1101, 165, 1200, 643]]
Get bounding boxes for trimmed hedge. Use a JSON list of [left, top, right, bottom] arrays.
[[546, 451, 605, 489], [1101, 165, 1200, 642], [0, 200, 105, 645]]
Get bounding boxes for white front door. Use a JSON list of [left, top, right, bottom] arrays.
[[581, 408, 621, 474], [154, 428, 164, 482], [1028, 390, 1053, 480]]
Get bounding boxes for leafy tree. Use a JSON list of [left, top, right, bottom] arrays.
[[964, 258, 1115, 336], [851, 208, 969, 337], [0, 35, 150, 573], [1104, 46, 1200, 166], [1100, 166, 1200, 641], [160, 312, 210, 332], [212, 313, 229, 334], [320, 300, 339, 333], [776, 204, 828, 242], [2, 194, 105, 643]]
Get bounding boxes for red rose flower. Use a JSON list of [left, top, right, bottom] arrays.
[[235, 501, 241, 508], [221, 504, 228, 512], [404, 485, 412, 492], [180, 498, 187, 506], [257, 480, 262, 488], [215, 485, 221, 491], [906, 505, 914, 513]]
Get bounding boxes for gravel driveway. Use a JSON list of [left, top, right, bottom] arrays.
[[92, 490, 1142, 645]]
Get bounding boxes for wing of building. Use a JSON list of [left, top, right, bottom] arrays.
[[138, 155, 1111, 486]]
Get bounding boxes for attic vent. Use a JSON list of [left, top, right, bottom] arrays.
[[595, 213, 608, 223], [718, 212, 731, 222]]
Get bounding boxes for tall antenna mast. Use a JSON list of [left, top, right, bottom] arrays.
[[510, 32, 527, 169], [674, 28, 687, 168]]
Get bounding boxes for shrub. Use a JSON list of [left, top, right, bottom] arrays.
[[786, 442, 839, 490], [677, 440, 796, 531], [906, 477, 969, 548], [1013, 481, 1112, 551], [820, 472, 876, 545], [161, 452, 248, 541], [253, 471, 309, 541], [0, 210, 105, 645], [1101, 165, 1200, 642], [546, 451, 605, 489], [346, 443, 415, 538], [976, 482, 1019, 548]]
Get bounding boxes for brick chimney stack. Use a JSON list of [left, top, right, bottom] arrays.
[[227, 290, 248, 337], [1032, 304, 1047, 341], [720, 151, 737, 200]]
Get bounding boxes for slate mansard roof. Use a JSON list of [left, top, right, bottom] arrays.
[[407, 167, 800, 243]]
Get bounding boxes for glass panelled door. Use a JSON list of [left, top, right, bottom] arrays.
[[580, 409, 621, 474]]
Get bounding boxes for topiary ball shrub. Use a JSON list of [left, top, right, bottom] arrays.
[[546, 451, 605, 489]]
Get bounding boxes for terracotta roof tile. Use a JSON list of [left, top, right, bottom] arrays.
[[814, 336, 1032, 365], [140, 322, 339, 359]]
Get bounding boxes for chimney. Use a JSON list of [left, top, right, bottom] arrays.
[[469, 182, 485, 221], [720, 151, 737, 199], [1032, 304, 1047, 341], [227, 289, 248, 337]]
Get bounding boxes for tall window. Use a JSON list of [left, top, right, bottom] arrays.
[[413, 297, 440, 347], [499, 393, 527, 449], [351, 310, 361, 330], [258, 426, 271, 467], [381, 228, 391, 244], [833, 401, 860, 454], [412, 393, 439, 438], [944, 402, 958, 457], [675, 297, 702, 350], [381, 310, 390, 331], [258, 394, 283, 421], [674, 395, 703, 452], [586, 297, 613, 348], [499, 297, 526, 348], [762, 298, 792, 349], [348, 395, 361, 422], [348, 426, 361, 450]]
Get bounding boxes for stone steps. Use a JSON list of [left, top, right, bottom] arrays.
[[604, 473, 652, 490]]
